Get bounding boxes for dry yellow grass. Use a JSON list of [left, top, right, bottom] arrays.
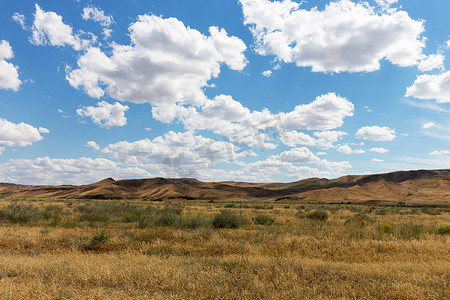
[[0, 199, 448, 299]]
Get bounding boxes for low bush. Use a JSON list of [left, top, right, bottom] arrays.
[[434, 225, 450, 235], [253, 214, 275, 226], [84, 231, 110, 251], [345, 213, 375, 224], [212, 210, 248, 229], [378, 223, 395, 235], [306, 210, 329, 221]]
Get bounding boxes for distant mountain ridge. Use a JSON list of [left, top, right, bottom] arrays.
[[0, 169, 449, 204]]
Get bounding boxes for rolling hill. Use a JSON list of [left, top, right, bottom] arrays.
[[0, 169, 449, 204]]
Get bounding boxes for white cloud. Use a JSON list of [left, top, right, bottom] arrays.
[[0, 40, 22, 91], [281, 93, 354, 130], [369, 147, 389, 153], [12, 13, 26, 29], [371, 158, 383, 162], [38, 127, 50, 134], [336, 144, 365, 155], [405, 71, 450, 103], [67, 15, 247, 109], [356, 126, 396, 141], [278, 147, 320, 164], [280, 130, 347, 149], [82, 6, 113, 27], [429, 150, 450, 156], [0, 118, 46, 152], [76, 101, 129, 128], [30, 4, 95, 51], [418, 54, 445, 72], [240, 0, 425, 73], [422, 122, 435, 129], [103, 131, 245, 175], [86, 141, 100, 151], [0, 157, 151, 185], [262, 70, 272, 77], [364, 105, 374, 112]]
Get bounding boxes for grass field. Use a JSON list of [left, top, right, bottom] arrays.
[[0, 198, 449, 299]]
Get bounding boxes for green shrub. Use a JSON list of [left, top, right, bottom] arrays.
[[295, 211, 306, 218], [306, 210, 328, 221], [0, 204, 42, 224], [345, 213, 375, 224], [434, 225, 450, 235], [84, 231, 110, 250], [253, 214, 275, 225], [379, 223, 395, 235], [212, 210, 248, 229], [398, 223, 423, 240]]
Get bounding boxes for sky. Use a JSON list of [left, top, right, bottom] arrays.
[[0, 0, 449, 185]]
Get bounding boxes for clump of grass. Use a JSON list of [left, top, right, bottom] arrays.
[[0, 203, 43, 224], [434, 225, 450, 235], [295, 211, 306, 218], [212, 210, 248, 229], [345, 213, 375, 224], [306, 210, 328, 221], [378, 223, 395, 235], [83, 231, 110, 251], [253, 214, 275, 226], [398, 223, 423, 240]]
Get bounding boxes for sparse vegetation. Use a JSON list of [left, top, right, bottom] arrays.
[[0, 199, 448, 299]]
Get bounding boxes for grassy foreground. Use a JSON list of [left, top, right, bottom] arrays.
[[0, 199, 449, 299]]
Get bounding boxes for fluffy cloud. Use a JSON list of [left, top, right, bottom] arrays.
[[86, 141, 100, 151], [405, 71, 450, 103], [262, 70, 272, 77], [30, 4, 95, 51], [12, 13, 26, 29], [356, 126, 396, 141], [278, 147, 320, 164], [281, 130, 346, 149], [76, 101, 129, 128], [102, 131, 246, 174], [82, 5, 114, 38], [240, 0, 425, 73], [429, 150, 450, 156], [0, 118, 47, 152], [0, 40, 22, 91], [82, 6, 113, 27], [418, 54, 445, 72], [369, 147, 389, 153], [336, 144, 365, 155], [422, 122, 435, 129], [0, 157, 151, 185], [66, 15, 247, 108], [280, 93, 354, 130]]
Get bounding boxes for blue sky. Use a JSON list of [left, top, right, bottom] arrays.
[[0, 0, 449, 185]]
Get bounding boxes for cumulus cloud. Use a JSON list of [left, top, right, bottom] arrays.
[[66, 15, 247, 108], [82, 6, 113, 27], [12, 13, 26, 29], [102, 131, 246, 173], [240, 0, 425, 73], [76, 101, 129, 128], [278, 147, 320, 164], [280, 93, 354, 130], [0, 40, 22, 91], [418, 54, 445, 72], [0, 157, 151, 185], [262, 70, 272, 77], [429, 150, 450, 156], [82, 5, 114, 38], [30, 4, 95, 51], [281, 130, 346, 149], [38, 127, 50, 134], [371, 158, 384, 162], [369, 147, 389, 153], [86, 141, 100, 151], [405, 71, 450, 103], [356, 126, 396, 141], [336, 144, 365, 155], [0, 118, 47, 152], [422, 122, 435, 129]]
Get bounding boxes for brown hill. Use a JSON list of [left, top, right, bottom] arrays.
[[0, 169, 449, 204]]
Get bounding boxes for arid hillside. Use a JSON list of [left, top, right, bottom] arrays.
[[1, 169, 449, 204]]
